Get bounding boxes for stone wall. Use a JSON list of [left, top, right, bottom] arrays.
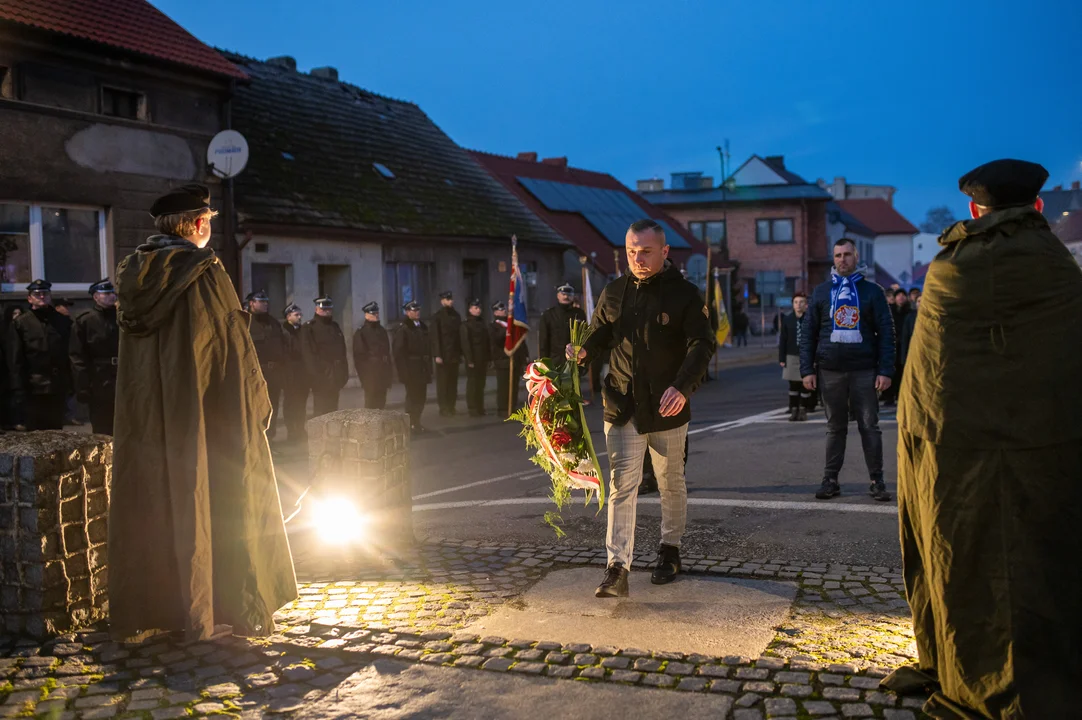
[[306, 410, 414, 547], [0, 432, 111, 638]]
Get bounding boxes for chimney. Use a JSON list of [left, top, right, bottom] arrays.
[[765, 155, 786, 169], [1072, 181, 1081, 191], [1053, 185, 1063, 191], [541, 156, 568, 168], [637, 178, 664, 192], [310, 66, 339, 81], [832, 176, 847, 199], [265, 56, 297, 71], [516, 152, 538, 162]]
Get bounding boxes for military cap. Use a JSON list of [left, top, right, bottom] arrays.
[[26, 279, 52, 292], [958, 159, 1049, 208], [89, 278, 115, 295], [438, 290, 453, 300], [314, 296, 333, 309], [247, 289, 269, 303], [54, 297, 74, 308], [283, 303, 301, 317], [149, 183, 211, 218], [362, 301, 380, 314], [402, 300, 421, 312], [491, 301, 506, 312], [556, 283, 575, 294], [468, 298, 482, 308]]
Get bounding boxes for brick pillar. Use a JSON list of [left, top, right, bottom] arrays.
[[305, 409, 414, 547], [0, 431, 111, 638]]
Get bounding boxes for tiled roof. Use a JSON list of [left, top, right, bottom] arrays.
[[1052, 211, 1082, 246], [469, 151, 708, 274], [1042, 186, 1082, 222], [641, 183, 833, 206], [827, 201, 876, 238], [835, 199, 918, 236], [222, 53, 566, 246], [762, 155, 809, 185], [0, 0, 245, 79]]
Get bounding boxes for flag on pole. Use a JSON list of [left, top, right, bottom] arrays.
[[582, 266, 595, 321], [505, 236, 529, 356], [714, 273, 731, 347]]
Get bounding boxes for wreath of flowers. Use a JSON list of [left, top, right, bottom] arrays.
[[509, 320, 605, 536]]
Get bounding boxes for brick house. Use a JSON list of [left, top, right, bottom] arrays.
[[468, 151, 709, 304], [0, 0, 243, 306], [639, 155, 832, 309]]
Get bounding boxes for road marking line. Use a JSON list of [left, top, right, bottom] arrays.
[[688, 407, 790, 436], [412, 496, 897, 515], [411, 469, 545, 500], [759, 419, 897, 425]]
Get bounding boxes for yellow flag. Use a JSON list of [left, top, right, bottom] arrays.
[[714, 275, 730, 346]]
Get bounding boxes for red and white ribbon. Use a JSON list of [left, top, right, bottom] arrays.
[[523, 362, 600, 492]]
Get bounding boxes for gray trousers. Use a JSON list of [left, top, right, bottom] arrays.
[[604, 420, 689, 567], [820, 368, 883, 480]]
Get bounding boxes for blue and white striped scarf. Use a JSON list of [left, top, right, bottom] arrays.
[[829, 270, 863, 344]]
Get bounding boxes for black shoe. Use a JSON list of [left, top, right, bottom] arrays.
[[638, 475, 659, 495], [595, 563, 629, 598], [796, 408, 808, 422], [815, 478, 841, 499], [788, 407, 799, 422], [651, 544, 681, 585], [870, 481, 892, 502]]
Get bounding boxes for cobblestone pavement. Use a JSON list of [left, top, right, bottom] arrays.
[[1, 539, 929, 719]]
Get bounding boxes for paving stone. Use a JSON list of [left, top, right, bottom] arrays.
[[756, 657, 786, 670], [841, 703, 874, 717], [546, 665, 575, 679], [573, 654, 598, 666], [764, 698, 797, 717], [600, 656, 630, 670], [193, 702, 226, 714], [665, 662, 694, 675], [166, 692, 201, 705], [245, 672, 278, 689], [709, 679, 742, 693], [544, 652, 570, 665], [478, 636, 507, 645], [579, 667, 606, 680], [733, 710, 764, 720], [453, 656, 485, 669], [882, 711, 916, 720], [514, 649, 544, 662], [802, 700, 839, 716], [697, 664, 729, 678], [676, 677, 708, 692], [484, 647, 513, 658], [866, 691, 897, 706], [563, 643, 591, 654], [130, 688, 166, 702], [633, 658, 662, 672], [849, 676, 882, 690], [618, 648, 651, 658], [654, 651, 685, 661], [74, 696, 119, 709], [735, 667, 770, 680], [282, 665, 316, 682], [743, 681, 775, 693], [420, 653, 453, 666], [127, 700, 164, 712], [819, 673, 845, 685], [481, 658, 514, 672], [151, 709, 189, 720], [827, 663, 859, 674], [775, 671, 811, 684], [822, 687, 861, 701], [780, 684, 814, 698], [455, 643, 485, 656], [737, 692, 762, 708], [640, 673, 675, 688], [81, 708, 118, 720]]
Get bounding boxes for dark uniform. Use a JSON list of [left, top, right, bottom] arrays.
[[246, 291, 290, 438], [281, 304, 309, 443], [1, 306, 23, 430], [6, 279, 72, 430], [459, 299, 491, 416], [538, 286, 586, 360], [301, 297, 349, 417], [430, 292, 462, 416], [353, 301, 392, 410], [69, 279, 119, 435], [393, 301, 432, 431], [490, 302, 528, 415]]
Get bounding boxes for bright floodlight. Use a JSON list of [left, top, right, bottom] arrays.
[[311, 496, 367, 544]]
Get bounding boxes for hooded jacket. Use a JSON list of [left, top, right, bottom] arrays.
[[582, 262, 715, 433], [110, 235, 296, 640]]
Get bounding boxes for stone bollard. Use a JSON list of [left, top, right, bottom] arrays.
[[0, 431, 112, 638], [305, 409, 414, 547]]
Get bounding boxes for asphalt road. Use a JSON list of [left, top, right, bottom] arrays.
[[276, 362, 903, 569]]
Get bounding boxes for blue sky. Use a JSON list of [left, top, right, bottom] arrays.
[[158, 0, 1082, 226]]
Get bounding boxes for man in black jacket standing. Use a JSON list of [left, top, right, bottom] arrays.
[[459, 299, 491, 417], [800, 238, 895, 502], [281, 303, 309, 444], [70, 279, 119, 435], [394, 301, 432, 434], [353, 301, 392, 410], [301, 296, 349, 416], [430, 291, 462, 417], [6, 279, 72, 431], [539, 283, 586, 361], [247, 290, 289, 440], [574, 220, 715, 598], [490, 301, 528, 416]]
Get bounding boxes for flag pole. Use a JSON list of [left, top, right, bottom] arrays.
[[706, 243, 714, 375], [580, 255, 595, 402], [507, 237, 517, 419]]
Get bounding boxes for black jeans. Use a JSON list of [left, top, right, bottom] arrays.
[[820, 368, 882, 480], [404, 379, 427, 427], [465, 366, 486, 413]]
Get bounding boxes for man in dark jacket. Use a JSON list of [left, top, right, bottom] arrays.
[[539, 283, 586, 361], [394, 301, 432, 434], [352, 301, 392, 410], [882, 289, 911, 406], [69, 279, 119, 435], [575, 220, 715, 598], [6, 279, 72, 431], [490, 301, 528, 416], [281, 304, 308, 443], [459, 298, 491, 417], [800, 238, 895, 502], [883, 160, 1082, 719], [247, 290, 289, 440], [301, 296, 348, 416], [779, 292, 813, 421], [430, 291, 462, 417]]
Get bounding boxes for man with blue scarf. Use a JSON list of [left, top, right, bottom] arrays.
[[799, 238, 894, 501]]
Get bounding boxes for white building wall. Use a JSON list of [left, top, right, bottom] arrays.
[[826, 218, 876, 269], [875, 233, 916, 286], [912, 232, 940, 267], [732, 159, 787, 186]]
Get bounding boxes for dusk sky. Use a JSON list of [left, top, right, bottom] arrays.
[[157, 0, 1082, 227]]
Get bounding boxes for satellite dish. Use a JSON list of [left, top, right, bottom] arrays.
[[207, 130, 249, 179]]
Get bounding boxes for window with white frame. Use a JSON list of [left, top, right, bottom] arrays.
[[0, 203, 107, 291]]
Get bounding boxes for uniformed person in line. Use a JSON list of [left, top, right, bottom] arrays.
[[430, 290, 463, 416], [1, 306, 26, 431], [352, 301, 392, 410], [459, 298, 492, 417], [301, 296, 349, 416], [539, 283, 586, 360], [5, 279, 73, 430], [281, 303, 309, 443], [490, 301, 529, 415], [246, 289, 289, 441], [69, 279, 119, 435], [393, 300, 432, 434]]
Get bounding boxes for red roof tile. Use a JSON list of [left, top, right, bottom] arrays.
[[0, 0, 245, 79], [468, 150, 709, 274], [835, 199, 918, 236]]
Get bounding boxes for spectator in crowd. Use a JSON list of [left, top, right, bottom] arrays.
[[779, 292, 813, 421]]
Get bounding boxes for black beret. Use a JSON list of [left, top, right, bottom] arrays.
[[89, 279, 114, 295], [362, 301, 380, 314], [314, 296, 333, 309], [27, 278, 51, 292], [402, 300, 421, 312], [491, 301, 506, 312], [283, 303, 301, 317], [958, 159, 1048, 208], [439, 291, 453, 300], [149, 183, 211, 218]]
